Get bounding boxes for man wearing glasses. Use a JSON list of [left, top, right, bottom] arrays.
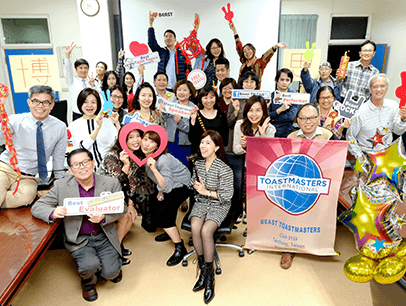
[[340, 40, 379, 102], [32, 148, 125, 302], [0, 85, 66, 208]]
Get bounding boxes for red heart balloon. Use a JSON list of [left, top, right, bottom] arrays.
[[129, 41, 149, 57], [119, 122, 168, 166]]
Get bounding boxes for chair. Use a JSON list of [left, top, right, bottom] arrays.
[[50, 100, 68, 126], [180, 191, 245, 275]]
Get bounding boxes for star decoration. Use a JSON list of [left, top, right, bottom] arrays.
[[389, 213, 406, 230], [372, 238, 386, 252], [366, 138, 406, 188], [354, 154, 369, 177], [370, 129, 385, 147]]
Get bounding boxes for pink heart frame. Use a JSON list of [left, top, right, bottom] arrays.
[[119, 122, 168, 167]]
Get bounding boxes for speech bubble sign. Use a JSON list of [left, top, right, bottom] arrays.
[[303, 41, 316, 63], [272, 91, 310, 105], [129, 41, 149, 57], [396, 71, 406, 108], [119, 122, 168, 167], [187, 69, 206, 89], [333, 90, 365, 119]]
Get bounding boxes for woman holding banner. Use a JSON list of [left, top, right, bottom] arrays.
[[190, 130, 234, 304], [142, 131, 192, 266], [160, 79, 197, 166]]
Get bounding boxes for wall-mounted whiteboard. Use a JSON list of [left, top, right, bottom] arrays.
[[120, 0, 281, 92]]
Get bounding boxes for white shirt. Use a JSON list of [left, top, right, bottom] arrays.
[[0, 113, 67, 178], [297, 126, 324, 139], [64, 58, 97, 114], [346, 98, 406, 157]]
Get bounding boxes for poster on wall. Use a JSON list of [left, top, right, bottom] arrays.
[[245, 137, 348, 255], [8, 55, 61, 92]]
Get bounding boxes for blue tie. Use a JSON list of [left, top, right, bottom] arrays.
[[36, 121, 47, 180]]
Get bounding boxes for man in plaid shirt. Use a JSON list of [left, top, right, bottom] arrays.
[[340, 40, 379, 102]]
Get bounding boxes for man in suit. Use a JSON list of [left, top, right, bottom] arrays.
[[31, 148, 125, 302]]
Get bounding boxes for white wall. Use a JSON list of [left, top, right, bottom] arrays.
[[120, 0, 281, 92]]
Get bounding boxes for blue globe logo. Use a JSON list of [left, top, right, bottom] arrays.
[[263, 154, 323, 215]]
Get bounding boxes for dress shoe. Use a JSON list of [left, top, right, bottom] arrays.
[[155, 232, 171, 242], [167, 240, 187, 266], [204, 262, 215, 304], [111, 270, 123, 283], [193, 255, 206, 292], [81, 280, 98, 302], [122, 257, 131, 266], [121, 243, 132, 256], [280, 252, 294, 269], [235, 213, 243, 224]]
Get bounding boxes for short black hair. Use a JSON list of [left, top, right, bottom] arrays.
[[110, 85, 128, 109], [132, 82, 157, 111], [96, 61, 107, 70], [74, 58, 89, 69], [196, 85, 220, 110], [360, 40, 376, 51], [240, 71, 260, 88], [67, 148, 93, 167], [153, 71, 169, 81], [215, 57, 230, 70], [315, 86, 335, 105], [275, 68, 294, 83], [164, 29, 176, 39], [297, 103, 319, 118], [77, 88, 102, 115], [220, 78, 238, 93]]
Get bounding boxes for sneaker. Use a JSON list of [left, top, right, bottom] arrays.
[[243, 214, 247, 224], [236, 213, 243, 224]]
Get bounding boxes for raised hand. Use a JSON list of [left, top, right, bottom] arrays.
[[118, 48, 125, 59], [194, 13, 200, 32], [303, 61, 310, 72], [88, 72, 95, 87], [258, 117, 271, 136], [148, 11, 155, 27], [64, 42, 76, 58], [275, 42, 288, 49], [222, 3, 234, 24], [119, 150, 130, 165], [303, 41, 316, 63], [137, 64, 145, 77], [95, 112, 104, 128], [190, 107, 198, 125]]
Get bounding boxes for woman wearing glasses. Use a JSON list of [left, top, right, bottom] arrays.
[[109, 85, 128, 124], [68, 88, 119, 167]]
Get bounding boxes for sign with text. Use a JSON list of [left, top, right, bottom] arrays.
[[124, 52, 160, 70], [272, 91, 310, 105], [157, 98, 193, 118], [232, 89, 271, 100], [245, 137, 348, 255], [152, 10, 175, 18], [123, 112, 153, 126], [63, 191, 124, 216], [333, 90, 365, 119], [187, 69, 206, 90], [8, 55, 61, 92]]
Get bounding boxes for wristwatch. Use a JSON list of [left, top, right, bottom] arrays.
[[207, 191, 212, 197]]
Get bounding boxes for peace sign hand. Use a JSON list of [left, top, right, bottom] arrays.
[[64, 42, 76, 58]]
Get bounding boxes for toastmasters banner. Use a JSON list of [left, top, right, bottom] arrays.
[[245, 137, 348, 255]]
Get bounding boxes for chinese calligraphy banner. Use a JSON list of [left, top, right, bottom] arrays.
[[282, 49, 321, 82], [245, 137, 348, 256], [8, 55, 61, 92]]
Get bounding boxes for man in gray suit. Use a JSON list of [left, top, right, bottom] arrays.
[[31, 148, 125, 302]]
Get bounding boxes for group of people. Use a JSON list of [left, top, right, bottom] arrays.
[[1, 11, 404, 305]]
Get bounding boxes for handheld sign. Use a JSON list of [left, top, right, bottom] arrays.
[[272, 91, 310, 105], [303, 41, 316, 63], [222, 3, 234, 24], [333, 90, 365, 119], [64, 191, 124, 216], [124, 52, 160, 70], [187, 69, 206, 90], [232, 89, 271, 100], [129, 41, 149, 57], [396, 71, 406, 108], [158, 98, 194, 118], [123, 112, 153, 126]]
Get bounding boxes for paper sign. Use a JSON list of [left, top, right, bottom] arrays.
[[232, 89, 271, 100], [124, 52, 160, 70], [282, 49, 321, 82], [396, 71, 406, 108], [333, 90, 365, 119], [272, 91, 310, 105], [153, 10, 175, 18], [158, 98, 193, 118], [63, 191, 124, 216], [187, 69, 206, 90], [8, 55, 61, 92], [123, 112, 153, 126]]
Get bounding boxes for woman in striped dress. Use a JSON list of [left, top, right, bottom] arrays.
[[190, 130, 234, 304]]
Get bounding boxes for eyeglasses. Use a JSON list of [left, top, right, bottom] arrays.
[[111, 94, 123, 101], [30, 99, 52, 107], [361, 49, 374, 53], [319, 95, 334, 101], [298, 115, 319, 122], [319, 68, 330, 72], [70, 158, 91, 169], [211, 46, 221, 51]]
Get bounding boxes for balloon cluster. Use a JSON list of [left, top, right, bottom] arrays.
[[175, 19, 205, 76], [0, 84, 22, 194], [339, 138, 406, 284]]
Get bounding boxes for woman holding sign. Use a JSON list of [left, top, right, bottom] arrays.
[[160, 79, 197, 166], [190, 130, 234, 304], [98, 127, 156, 264], [315, 86, 352, 139], [233, 96, 275, 232], [142, 131, 192, 266], [124, 82, 164, 126]]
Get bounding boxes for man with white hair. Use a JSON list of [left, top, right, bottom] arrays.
[[346, 73, 406, 158]]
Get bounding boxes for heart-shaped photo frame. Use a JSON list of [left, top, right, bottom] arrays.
[[119, 122, 168, 166], [129, 41, 149, 57]]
